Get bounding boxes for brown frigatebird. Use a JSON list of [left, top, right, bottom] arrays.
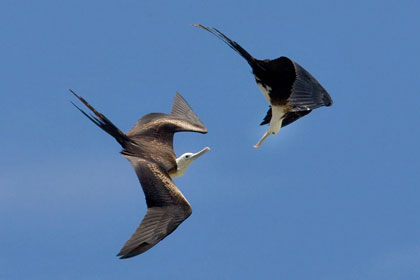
[[71, 90, 210, 258]]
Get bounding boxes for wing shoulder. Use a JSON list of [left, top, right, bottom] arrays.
[[125, 157, 190, 208]]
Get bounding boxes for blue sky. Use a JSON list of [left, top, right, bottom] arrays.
[[1, 0, 420, 279]]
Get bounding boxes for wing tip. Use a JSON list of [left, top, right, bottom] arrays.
[[171, 92, 208, 132], [117, 253, 131, 260], [290, 61, 334, 110], [199, 127, 208, 134], [116, 250, 137, 259], [117, 241, 154, 259], [323, 94, 333, 107]]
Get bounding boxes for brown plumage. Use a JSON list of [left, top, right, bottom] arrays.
[[70, 89, 207, 258]]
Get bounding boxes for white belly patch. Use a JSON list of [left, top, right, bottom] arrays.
[[256, 81, 272, 103]]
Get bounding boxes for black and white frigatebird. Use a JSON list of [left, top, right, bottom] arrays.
[[71, 90, 210, 258], [194, 24, 333, 148]]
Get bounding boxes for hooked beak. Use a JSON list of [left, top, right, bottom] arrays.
[[253, 131, 271, 148], [191, 147, 211, 160]]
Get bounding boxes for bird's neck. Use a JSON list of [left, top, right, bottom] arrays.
[[269, 105, 288, 133]]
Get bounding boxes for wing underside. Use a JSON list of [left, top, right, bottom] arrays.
[[288, 61, 333, 111], [170, 92, 208, 133], [126, 93, 207, 137], [118, 157, 192, 259]]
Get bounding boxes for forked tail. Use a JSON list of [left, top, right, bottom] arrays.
[[69, 89, 131, 147], [193, 24, 258, 68]]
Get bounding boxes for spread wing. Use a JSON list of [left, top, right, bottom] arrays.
[[117, 157, 192, 259], [123, 92, 207, 173], [126, 92, 207, 137], [170, 92, 207, 132], [288, 61, 333, 111]]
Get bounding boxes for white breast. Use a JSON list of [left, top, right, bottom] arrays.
[[269, 105, 288, 133], [271, 105, 288, 123], [256, 80, 272, 104], [169, 168, 185, 178]]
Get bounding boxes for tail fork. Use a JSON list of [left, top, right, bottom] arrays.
[[69, 89, 131, 146]]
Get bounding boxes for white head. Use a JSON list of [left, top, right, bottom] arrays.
[[172, 147, 211, 178]]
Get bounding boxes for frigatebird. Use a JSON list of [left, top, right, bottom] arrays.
[[194, 24, 333, 148], [70, 89, 210, 258]]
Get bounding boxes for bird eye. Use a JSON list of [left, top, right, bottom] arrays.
[[272, 132, 275, 135], [185, 155, 190, 158]]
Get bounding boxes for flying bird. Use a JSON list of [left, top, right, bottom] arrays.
[[194, 24, 333, 148], [70, 89, 210, 258]]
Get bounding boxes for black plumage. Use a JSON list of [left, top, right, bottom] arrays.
[[194, 24, 332, 132]]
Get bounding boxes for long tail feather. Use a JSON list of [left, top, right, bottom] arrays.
[[193, 24, 258, 68], [69, 89, 131, 146]]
